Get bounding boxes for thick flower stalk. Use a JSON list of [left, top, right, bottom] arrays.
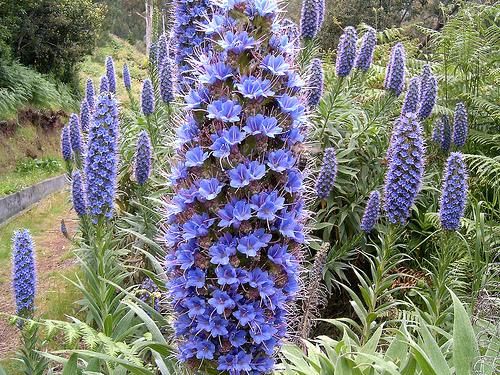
[[135, 130, 152, 185], [401, 77, 420, 115], [105, 56, 116, 94], [160, 58, 174, 103], [173, 0, 210, 90], [84, 94, 120, 220], [307, 58, 324, 107], [80, 99, 90, 133], [11, 229, 36, 317], [157, 33, 169, 67], [432, 115, 451, 152], [141, 79, 155, 115], [360, 191, 381, 233], [439, 152, 467, 230], [419, 64, 432, 102], [99, 75, 109, 94], [384, 43, 406, 96], [123, 63, 131, 91], [354, 26, 376, 71], [300, 0, 320, 40], [453, 102, 468, 147], [163, 1, 307, 373], [72, 170, 87, 216], [86, 78, 95, 110], [317, 0, 325, 28], [418, 75, 437, 119], [336, 26, 358, 77], [61, 125, 72, 161], [383, 113, 425, 224], [315, 147, 337, 199], [69, 113, 83, 155]]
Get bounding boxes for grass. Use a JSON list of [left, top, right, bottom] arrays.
[[0, 164, 63, 197], [79, 35, 148, 103]]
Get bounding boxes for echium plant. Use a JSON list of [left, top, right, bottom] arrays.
[[60, 125, 72, 162], [335, 26, 357, 77], [86, 78, 95, 110], [12, 229, 37, 318], [307, 58, 324, 107], [383, 112, 425, 224], [173, 0, 210, 90], [384, 43, 406, 96], [105, 56, 116, 94], [80, 99, 90, 133], [432, 115, 451, 152], [85, 93, 120, 220], [354, 26, 376, 71], [401, 77, 420, 115], [160, 58, 174, 104], [418, 70, 437, 120], [163, 0, 308, 373], [72, 170, 87, 217], [360, 191, 381, 233], [123, 63, 131, 92], [439, 152, 468, 231], [141, 79, 155, 116], [134, 130, 152, 185], [452, 102, 468, 147], [99, 75, 109, 94], [300, 0, 320, 40], [69, 113, 83, 156], [315, 147, 337, 199]]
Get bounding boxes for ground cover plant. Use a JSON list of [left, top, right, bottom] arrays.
[[2, 0, 499, 374]]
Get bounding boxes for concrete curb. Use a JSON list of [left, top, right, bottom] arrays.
[[0, 175, 67, 225]]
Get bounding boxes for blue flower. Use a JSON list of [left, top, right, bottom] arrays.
[[250, 191, 285, 220], [237, 230, 272, 257], [261, 55, 290, 75], [195, 338, 216, 360], [186, 268, 206, 288], [285, 169, 303, 193], [216, 265, 239, 286], [247, 161, 266, 180], [99, 75, 109, 93], [185, 146, 209, 167], [208, 289, 235, 314], [11, 229, 37, 317], [209, 242, 236, 265], [233, 303, 257, 326], [185, 86, 210, 109], [60, 125, 72, 161], [418, 73, 437, 119], [228, 164, 252, 188], [267, 149, 296, 172], [199, 62, 233, 84], [300, 0, 320, 39], [218, 31, 256, 53], [210, 136, 231, 158], [69, 113, 83, 154], [123, 63, 131, 91], [432, 115, 452, 152], [184, 297, 206, 318], [80, 100, 91, 133], [141, 79, 155, 115], [71, 170, 87, 217], [236, 76, 275, 99], [160, 58, 174, 103], [182, 213, 215, 240], [354, 26, 377, 71], [105, 56, 116, 94], [452, 102, 468, 147], [307, 58, 324, 107], [222, 125, 247, 145], [401, 77, 420, 116], [384, 43, 406, 97], [360, 191, 380, 233], [135, 130, 152, 185], [198, 178, 224, 200], [336, 26, 358, 77], [85, 78, 95, 109], [316, 147, 337, 199], [277, 94, 300, 113], [439, 152, 468, 231], [207, 99, 242, 122]]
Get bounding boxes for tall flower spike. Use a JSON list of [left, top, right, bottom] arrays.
[[360, 191, 381, 233], [307, 58, 324, 107], [61, 125, 72, 161], [105, 56, 116, 94], [141, 79, 155, 115], [123, 63, 131, 91], [315, 147, 337, 199], [173, 0, 210, 91], [418, 75, 437, 119], [86, 78, 95, 110], [401, 77, 420, 116], [85, 94, 120, 220], [157, 33, 169, 67], [384, 43, 406, 96], [72, 170, 87, 216], [300, 0, 320, 40], [453, 102, 468, 147], [99, 75, 109, 94], [163, 1, 307, 372], [317, 0, 325, 28], [439, 152, 467, 231], [160, 58, 174, 103], [383, 113, 425, 224], [336, 26, 358, 77], [12, 229, 36, 317], [432, 115, 451, 152], [135, 130, 152, 185], [354, 26, 377, 71], [69, 113, 83, 154], [80, 99, 90, 133], [419, 64, 432, 102]]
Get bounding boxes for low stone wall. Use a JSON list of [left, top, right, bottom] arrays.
[[0, 175, 67, 225]]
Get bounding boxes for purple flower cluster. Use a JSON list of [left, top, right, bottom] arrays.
[[432, 115, 451, 152], [453, 102, 468, 147], [141, 79, 155, 115], [11, 229, 36, 317], [300, 0, 320, 39], [383, 113, 425, 224], [315, 147, 337, 199], [105, 56, 116, 94], [401, 77, 420, 116], [69, 113, 83, 154], [336, 26, 358, 77], [137, 277, 161, 312], [86, 78, 95, 110], [72, 170, 87, 216], [123, 63, 131, 91], [439, 152, 467, 230], [61, 125, 72, 161], [173, 0, 210, 91], [360, 191, 380, 233], [160, 58, 174, 103], [135, 130, 152, 185], [84, 94, 120, 220], [307, 58, 324, 107], [417, 69, 437, 119], [99, 75, 109, 94], [164, 1, 307, 373], [354, 27, 377, 71], [80, 100, 90, 133], [384, 43, 406, 96]]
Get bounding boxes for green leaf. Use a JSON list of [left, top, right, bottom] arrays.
[[450, 290, 479, 375], [418, 318, 450, 375], [62, 354, 79, 375]]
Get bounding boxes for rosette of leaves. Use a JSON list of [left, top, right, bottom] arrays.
[[163, 0, 308, 373]]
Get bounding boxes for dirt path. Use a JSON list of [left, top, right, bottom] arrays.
[[0, 191, 77, 358]]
